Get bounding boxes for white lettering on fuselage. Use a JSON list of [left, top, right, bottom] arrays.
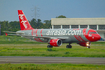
[[46, 30, 83, 35], [19, 14, 27, 29]]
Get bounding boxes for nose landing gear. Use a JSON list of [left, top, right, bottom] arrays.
[[87, 46, 90, 48], [86, 42, 90, 49]]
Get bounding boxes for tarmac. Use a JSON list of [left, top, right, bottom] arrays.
[[0, 56, 105, 65]]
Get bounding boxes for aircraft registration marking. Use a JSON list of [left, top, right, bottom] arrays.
[[46, 30, 83, 35]]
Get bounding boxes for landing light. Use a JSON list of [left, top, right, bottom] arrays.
[[86, 42, 90, 47]]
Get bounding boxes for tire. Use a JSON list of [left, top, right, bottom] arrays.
[[87, 46, 90, 49], [47, 45, 53, 48], [66, 45, 72, 48]]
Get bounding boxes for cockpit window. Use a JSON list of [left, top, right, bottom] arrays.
[[89, 32, 97, 34]]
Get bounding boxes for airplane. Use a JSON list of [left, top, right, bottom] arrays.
[[5, 10, 101, 48]]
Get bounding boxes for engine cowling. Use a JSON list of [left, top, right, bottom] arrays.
[[49, 39, 62, 47], [78, 42, 91, 47]]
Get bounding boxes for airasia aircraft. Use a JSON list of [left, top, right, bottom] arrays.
[[6, 10, 101, 48]]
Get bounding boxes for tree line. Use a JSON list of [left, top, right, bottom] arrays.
[[0, 18, 51, 35], [0, 15, 66, 35]]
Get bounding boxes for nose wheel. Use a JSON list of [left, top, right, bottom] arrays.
[[87, 46, 90, 48]]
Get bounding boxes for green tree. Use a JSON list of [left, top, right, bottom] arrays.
[[0, 21, 9, 35], [30, 18, 43, 29], [37, 19, 43, 28], [44, 20, 51, 24], [43, 20, 51, 28], [30, 18, 37, 28], [56, 15, 66, 18], [9, 21, 20, 31], [0, 18, 52, 35], [0, 21, 9, 30]]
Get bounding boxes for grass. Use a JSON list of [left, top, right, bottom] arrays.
[[0, 36, 105, 70], [0, 35, 105, 57], [0, 63, 105, 70], [0, 44, 105, 57]]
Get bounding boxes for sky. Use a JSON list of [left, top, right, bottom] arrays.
[[0, 0, 105, 22]]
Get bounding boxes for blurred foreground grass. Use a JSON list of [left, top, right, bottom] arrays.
[[0, 63, 105, 70]]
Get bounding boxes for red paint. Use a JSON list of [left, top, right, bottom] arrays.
[[32, 29, 38, 36], [79, 36, 86, 42], [31, 29, 34, 36], [40, 29, 43, 36], [31, 29, 38, 36], [18, 10, 33, 30], [74, 35, 86, 42], [35, 29, 38, 36], [34, 38, 40, 42], [74, 35, 81, 42], [49, 39, 61, 47], [35, 29, 43, 42], [78, 42, 90, 47], [79, 42, 87, 47], [38, 38, 43, 42], [34, 37, 43, 42], [5, 33, 8, 36], [32, 29, 43, 42], [83, 28, 101, 42]]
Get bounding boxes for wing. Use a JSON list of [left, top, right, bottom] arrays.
[[22, 35, 69, 40]]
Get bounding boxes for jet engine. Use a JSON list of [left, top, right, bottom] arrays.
[[78, 42, 91, 48], [49, 39, 62, 47]]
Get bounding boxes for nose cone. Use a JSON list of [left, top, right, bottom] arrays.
[[87, 34, 101, 42], [83, 29, 101, 42], [94, 34, 101, 41]]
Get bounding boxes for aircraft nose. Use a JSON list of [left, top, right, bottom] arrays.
[[94, 34, 101, 41], [97, 34, 101, 40]]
